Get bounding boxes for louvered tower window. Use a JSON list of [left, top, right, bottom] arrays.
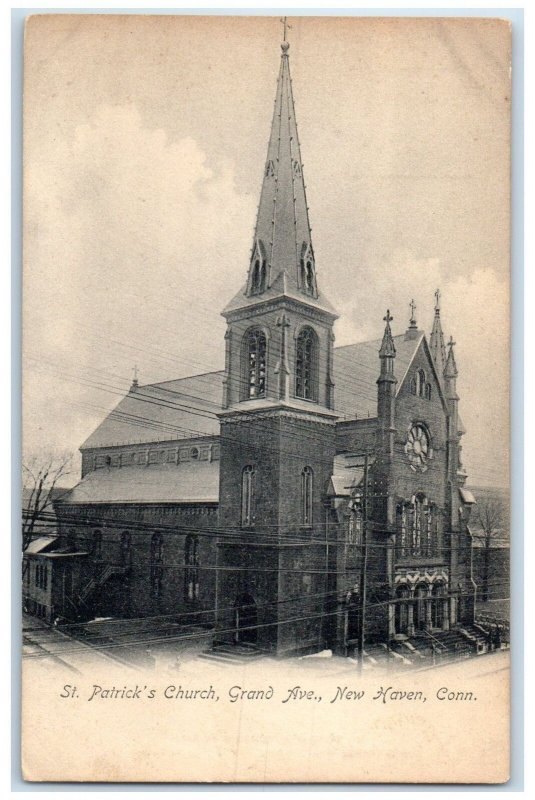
[[295, 327, 318, 401], [245, 329, 267, 399]]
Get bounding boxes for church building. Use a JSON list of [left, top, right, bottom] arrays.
[[46, 31, 478, 658]]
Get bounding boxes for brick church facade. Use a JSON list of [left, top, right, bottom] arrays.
[[37, 33, 477, 656]]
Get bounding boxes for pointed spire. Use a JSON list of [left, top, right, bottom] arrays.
[[444, 335, 458, 378], [249, 22, 314, 296], [429, 288, 447, 378], [379, 310, 396, 359], [222, 21, 337, 320]]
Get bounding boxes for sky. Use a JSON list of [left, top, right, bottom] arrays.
[[23, 14, 511, 487]]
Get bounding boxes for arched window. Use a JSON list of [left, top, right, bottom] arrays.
[[251, 258, 266, 294], [410, 376, 417, 395], [184, 535, 199, 602], [431, 582, 445, 629], [300, 254, 315, 295], [295, 327, 318, 401], [414, 583, 429, 631], [244, 329, 267, 399], [425, 382, 432, 400], [416, 369, 426, 397], [93, 530, 102, 561], [301, 466, 313, 526], [397, 496, 438, 558], [241, 465, 255, 527], [150, 533, 164, 600], [120, 531, 131, 566], [395, 585, 410, 635]]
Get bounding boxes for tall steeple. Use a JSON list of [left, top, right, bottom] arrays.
[[429, 289, 447, 379], [223, 22, 336, 317]]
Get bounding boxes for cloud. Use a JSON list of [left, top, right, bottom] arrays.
[[23, 101, 509, 488], [23, 103, 256, 462]]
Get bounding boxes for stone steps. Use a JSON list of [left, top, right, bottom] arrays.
[[198, 642, 265, 666]]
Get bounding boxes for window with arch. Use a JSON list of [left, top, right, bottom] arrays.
[[396, 495, 439, 559], [241, 465, 256, 527], [301, 466, 313, 526], [184, 535, 199, 602], [295, 327, 318, 401], [425, 382, 432, 400], [414, 369, 427, 398], [394, 584, 410, 635], [431, 581, 446, 629], [244, 328, 267, 399], [300, 253, 315, 296], [93, 530, 102, 561], [120, 531, 131, 566], [348, 496, 363, 547], [150, 533, 164, 599], [251, 259, 266, 294]]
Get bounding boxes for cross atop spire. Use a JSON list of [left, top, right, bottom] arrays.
[[280, 16, 291, 49], [380, 309, 396, 359], [434, 288, 441, 314]]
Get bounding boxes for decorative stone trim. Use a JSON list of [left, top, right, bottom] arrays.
[[394, 568, 449, 588]]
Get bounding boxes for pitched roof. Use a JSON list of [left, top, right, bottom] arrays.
[[81, 371, 224, 450], [334, 333, 424, 421], [58, 461, 220, 505], [80, 333, 426, 449], [24, 536, 58, 555]]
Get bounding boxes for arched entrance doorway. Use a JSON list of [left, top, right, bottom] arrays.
[[234, 593, 258, 644], [394, 585, 410, 635], [414, 583, 429, 632]]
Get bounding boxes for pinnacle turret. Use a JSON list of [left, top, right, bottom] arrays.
[[444, 335, 458, 379], [429, 288, 447, 379]]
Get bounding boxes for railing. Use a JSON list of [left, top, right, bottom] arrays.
[[78, 563, 129, 603]]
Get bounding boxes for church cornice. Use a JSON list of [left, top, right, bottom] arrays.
[[218, 404, 338, 426], [222, 295, 338, 326]]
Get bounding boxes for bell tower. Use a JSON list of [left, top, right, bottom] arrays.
[[216, 22, 339, 655]]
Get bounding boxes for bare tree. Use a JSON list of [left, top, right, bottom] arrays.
[[22, 453, 73, 555], [473, 497, 506, 603]]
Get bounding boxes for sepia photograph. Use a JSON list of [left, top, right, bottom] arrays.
[[21, 13, 511, 783]]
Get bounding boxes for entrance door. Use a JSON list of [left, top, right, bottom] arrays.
[[234, 593, 258, 644], [395, 586, 410, 635], [414, 583, 428, 631]]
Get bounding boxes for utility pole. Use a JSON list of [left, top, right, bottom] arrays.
[[357, 454, 369, 673]]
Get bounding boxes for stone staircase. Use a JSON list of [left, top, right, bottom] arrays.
[[458, 623, 490, 654], [198, 642, 266, 666]]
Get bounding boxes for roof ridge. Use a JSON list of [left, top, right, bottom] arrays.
[[138, 369, 225, 389]]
